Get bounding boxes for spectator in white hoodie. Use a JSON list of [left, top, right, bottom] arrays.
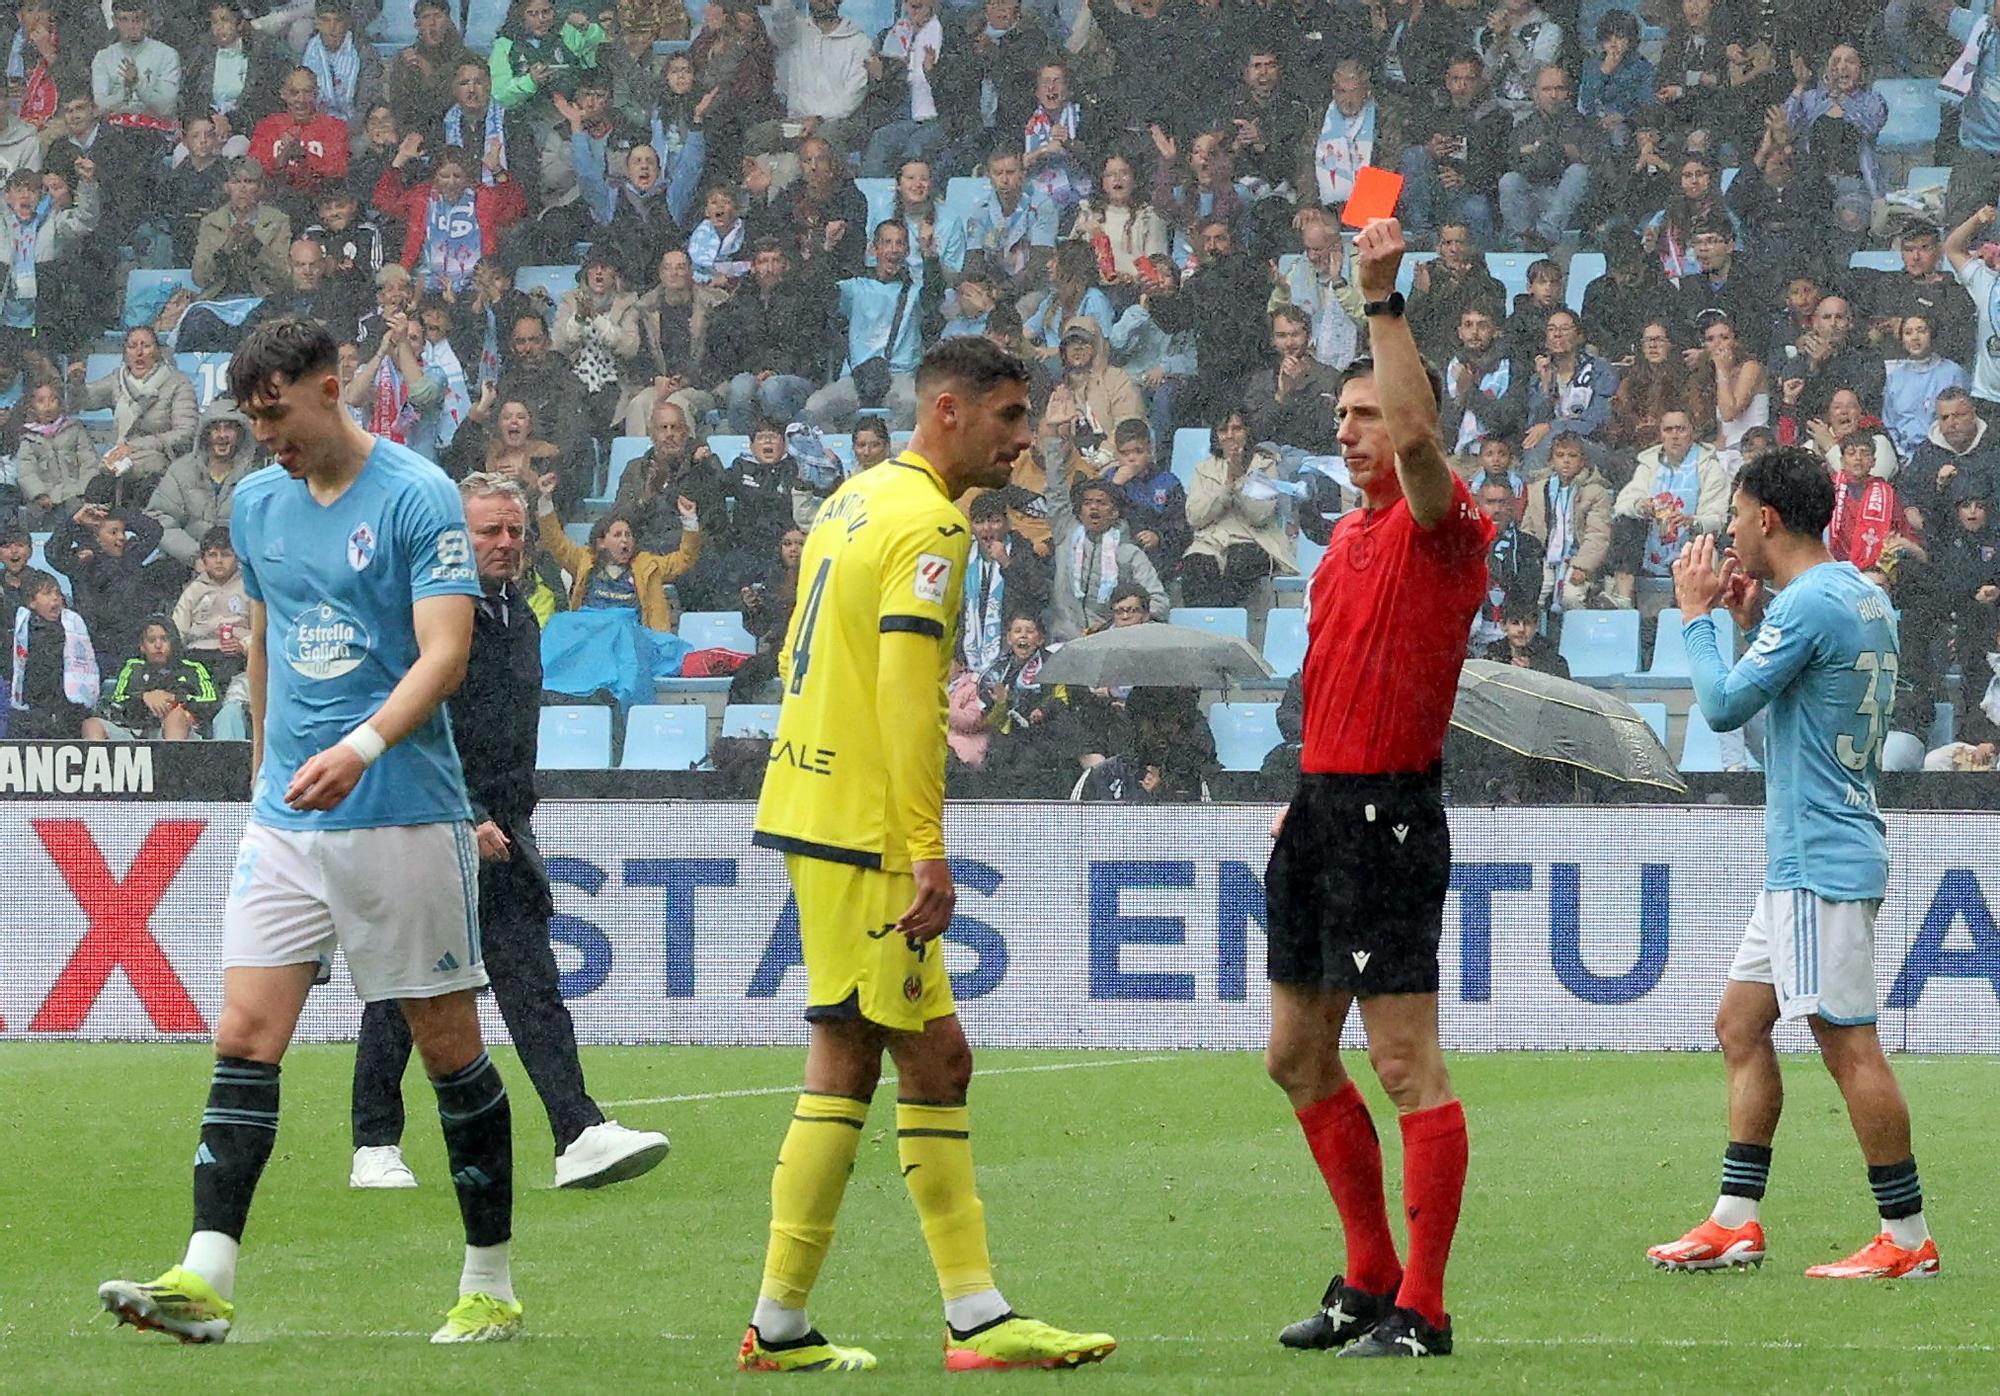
[[749, 0, 873, 159]]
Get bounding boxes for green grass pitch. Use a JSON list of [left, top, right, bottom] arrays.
[[3, 1044, 1997, 1393]]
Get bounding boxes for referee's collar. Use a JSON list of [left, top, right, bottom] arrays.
[[890, 449, 948, 496]]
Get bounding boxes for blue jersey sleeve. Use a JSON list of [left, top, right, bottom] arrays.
[[400, 469, 481, 602], [1686, 587, 1817, 732]]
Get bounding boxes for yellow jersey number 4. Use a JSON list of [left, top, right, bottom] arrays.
[[788, 557, 834, 697]]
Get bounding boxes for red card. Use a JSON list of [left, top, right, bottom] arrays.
[[1340, 167, 1404, 229]]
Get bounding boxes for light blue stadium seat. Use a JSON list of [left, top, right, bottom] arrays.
[[1678, 706, 1758, 772], [1169, 606, 1248, 640], [1395, 251, 1436, 296], [1485, 252, 1540, 307], [722, 703, 781, 738], [842, 0, 894, 39], [1638, 608, 1693, 686], [77, 352, 124, 425], [943, 177, 990, 232], [651, 38, 692, 55], [563, 521, 593, 547], [537, 705, 612, 769], [29, 532, 68, 598], [1274, 531, 1326, 595], [125, 267, 197, 329], [1881, 730, 1924, 772], [463, 0, 507, 50], [1263, 607, 1306, 678], [1848, 250, 1902, 272], [1719, 165, 1738, 192], [1905, 164, 1951, 192], [516, 264, 578, 314], [1557, 610, 1641, 683], [1170, 427, 1208, 489], [620, 703, 708, 770], [1209, 701, 1283, 772], [707, 434, 751, 465], [1565, 252, 1606, 314], [370, 0, 416, 44], [1628, 701, 1669, 747], [587, 436, 650, 512], [175, 352, 232, 409], [1875, 79, 1943, 153], [679, 609, 757, 654]]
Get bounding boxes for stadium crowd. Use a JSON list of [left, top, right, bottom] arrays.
[[0, 0, 1998, 783]]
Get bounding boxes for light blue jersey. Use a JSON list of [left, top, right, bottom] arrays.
[[1684, 562, 1899, 902], [230, 439, 482, 831]]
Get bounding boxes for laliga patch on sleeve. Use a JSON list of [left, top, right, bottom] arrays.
[[914, 552, 952, 604]]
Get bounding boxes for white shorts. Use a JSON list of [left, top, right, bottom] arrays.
[[1729, 889, 1881, 1026], [223, 820, 487, 1003]]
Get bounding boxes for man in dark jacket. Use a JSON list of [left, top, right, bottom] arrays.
[[1905, 389, 2000, 538], [1144, 215, 1269, 425], [1398, 49, 1509, 247], [47, 501, 170, 678], [497, 311, 594, 470], [348, 472, 671, 1192], [703, 240, 825, 431]]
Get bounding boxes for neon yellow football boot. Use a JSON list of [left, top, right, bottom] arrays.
[[738, 1325, 879, 1371], [943, 1314, 1117, 1371], [431, 1291, 525, 1344], [98, 1265, 234, 1344]]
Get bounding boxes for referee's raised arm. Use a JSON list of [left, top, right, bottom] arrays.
[[1353, 219, 1456, 531]]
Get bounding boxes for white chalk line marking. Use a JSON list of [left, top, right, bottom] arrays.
[[599, 1053, 1184, 1109]]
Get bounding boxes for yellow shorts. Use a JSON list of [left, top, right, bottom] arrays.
[[786, 853, 955, 1033]]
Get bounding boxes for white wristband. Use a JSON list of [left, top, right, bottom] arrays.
[[340, 722, 388, 767]]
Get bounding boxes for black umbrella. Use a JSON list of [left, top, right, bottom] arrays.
[[1034, 622, 1275, 689], [1453, 660, 1687, 792]]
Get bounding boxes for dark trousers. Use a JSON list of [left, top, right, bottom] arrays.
[[1180, 543, 1274, 607], [351, 825, 603, 1154]]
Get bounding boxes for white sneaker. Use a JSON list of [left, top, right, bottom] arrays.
[[553, 1121, 670, 1189], [350, 1145, 418, 1189]]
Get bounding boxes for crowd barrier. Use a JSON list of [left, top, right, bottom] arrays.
[[3, 801, 1998, 1053]]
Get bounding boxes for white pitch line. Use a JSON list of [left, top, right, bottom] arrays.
[[600, 1053, 1184, 1109]]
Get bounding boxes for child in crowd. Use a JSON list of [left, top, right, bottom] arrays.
[[9, 571, 96, 738], [84, 616, 219, 741]]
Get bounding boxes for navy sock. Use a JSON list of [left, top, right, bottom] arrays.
[[1720, 1141, 1772, 1200], [432, 1051, 513, 1247], [1868, 1157, 1923, 1221], [191, 1057, 280, 1241]]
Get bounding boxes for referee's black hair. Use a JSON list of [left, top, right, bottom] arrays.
[[229, 316, 339, 409], [1338, 355, 1445, 413], [915, 336, 1031, 401], [1735, 445, 1835, 540]]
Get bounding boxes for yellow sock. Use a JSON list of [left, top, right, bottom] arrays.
[[760, 1092, 868, 1308], [897, 1102, 995, 1301]]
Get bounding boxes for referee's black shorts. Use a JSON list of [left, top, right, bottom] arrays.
[[1265, 768, 1451, 996]]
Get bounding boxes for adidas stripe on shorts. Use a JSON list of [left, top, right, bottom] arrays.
[[1728, 889, 1882, 1026], [223, 820, 487, 1002]]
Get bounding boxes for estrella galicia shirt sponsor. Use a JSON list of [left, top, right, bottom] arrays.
[[231, 438, 483, 830]]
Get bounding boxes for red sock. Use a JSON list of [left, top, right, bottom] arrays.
[[1295, 1082, 1402, 1295], [1395, 1099, 1468, 1329]]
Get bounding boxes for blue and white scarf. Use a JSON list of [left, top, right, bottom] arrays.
[[1644, 450, 1700, 574], [687, 218, 744, 284], [974, 191, 1039, 279], [961, 545, 1008, 674], [1024, 103, 1085, 209], [1069, 523, 1121, 607], [421, 189, 482, 293], [302, 33, 362, 122], [424, 335, 471, 449], [1314, 99, 1375, 205], [1451, 355, 1511, 453], [6, 198, 47, 306], [444, 100, 508, 186]]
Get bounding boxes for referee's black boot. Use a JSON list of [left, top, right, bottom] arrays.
[[1277, 1274, 1393, 1350], [1338, 1306, 1453, 1358]]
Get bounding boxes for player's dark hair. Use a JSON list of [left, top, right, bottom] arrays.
[[915, 336, 1030, 402], [1338, 355, 1446, 415], [1735, 445, 1835, 539], [230, 316, 338, 407]]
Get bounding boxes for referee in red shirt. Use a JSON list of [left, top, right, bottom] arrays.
[[1265, 219, 1493, 1360]]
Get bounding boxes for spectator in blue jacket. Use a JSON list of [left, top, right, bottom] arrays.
[[1577, 10, 1653, 151], [1524, 308, 1619, 467]]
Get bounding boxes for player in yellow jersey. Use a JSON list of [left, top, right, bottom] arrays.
[[738, 338, 1117, 1375]]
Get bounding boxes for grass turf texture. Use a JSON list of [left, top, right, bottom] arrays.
[[2, 1046, 1996, 1393]]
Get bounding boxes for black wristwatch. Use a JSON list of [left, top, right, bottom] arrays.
[[1363, 291, 1405, 318]]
